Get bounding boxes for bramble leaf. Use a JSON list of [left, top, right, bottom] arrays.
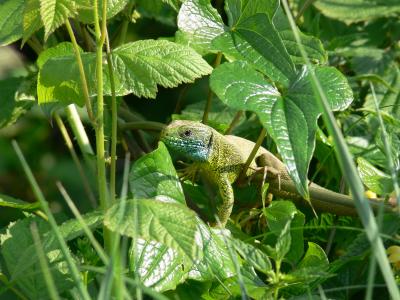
[[0, 0, 24, 45], [37, 40, 212, 105], [129, 142, 185, 204], [105, 198, 202, 261]]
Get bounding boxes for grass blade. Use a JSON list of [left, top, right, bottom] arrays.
[[281, 1, 400, 298], [30, 222, 61, 300], [12, 141, 91, 300]]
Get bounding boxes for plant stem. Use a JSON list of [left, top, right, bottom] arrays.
[[238, 127, 267, 182], [54, 114, 97, 207], [65, 20, 94, 122], [225, 110, 243, 135], [202, 52, 222, 124], [116, 1, 135, 47], [105, 30, 118, 204], [93, 0, 111, 249], [26, 37, 43, 55], [119, 121, 166, 132], [295, 0, 316, 22], [65, 104, 95, 157]]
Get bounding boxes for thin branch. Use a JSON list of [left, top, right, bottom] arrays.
[[65, 20, 94, 122]]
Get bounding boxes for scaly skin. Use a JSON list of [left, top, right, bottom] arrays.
[[161, 120, 391, 227]]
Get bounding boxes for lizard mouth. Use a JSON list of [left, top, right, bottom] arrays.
[[165, 136, 205, 150]]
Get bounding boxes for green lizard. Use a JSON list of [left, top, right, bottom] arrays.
[[160, 120, 391, 227]]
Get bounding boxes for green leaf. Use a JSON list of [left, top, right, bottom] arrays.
[[178, 0, 326, 78], [235, 13, 296, 85], [161, 0, 182, 11], [0, 194, 40, 211], [263, 201, 304, 264], [38, 40, 212, 105], [272, 8, 327, 65], [357, 157, 393, 195], [23, 0, 42, 44], [172, 100, 242, 133], [232, 238, 272, 275], [0, 217, 73, 299], [40, 0, 77, 40], [57, 210, 104, 241], [129, 239, 189, 292], [188, 225, 236, 281], [104, 199, 202, 260], [37, 42, 78, 68], [225, 0, 278, 25], [313, 0, 400, 23], [177, 0, 225, 52], [136, 0, 177, 26], [297, 242, 329, 269], [0, 0, 24, 45], [209, 264, 270, 299], [0, 76, 35, 129], [210, 61, 353, 198], [275, 220, 292, 262], [129, 142, 185, 204], [76, 0, 130, 23]]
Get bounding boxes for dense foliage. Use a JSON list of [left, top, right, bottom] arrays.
[[0, 0, 400, 299]]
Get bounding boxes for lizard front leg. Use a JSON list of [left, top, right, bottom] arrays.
[[216, 175, 234, 227]]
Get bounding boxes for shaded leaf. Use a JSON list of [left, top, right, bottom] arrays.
[[0, 0, 24, 45], [357, 157, 393, 195], [76, 0, 129, 23], [263, 201, 304, 264], [314, 0, 400, 24], [232, 238, 272, 274], [0, 217, 73, 300], [0, 76, 35, 129]]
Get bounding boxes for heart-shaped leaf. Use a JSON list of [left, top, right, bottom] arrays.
[[210, 61, 353, 198]]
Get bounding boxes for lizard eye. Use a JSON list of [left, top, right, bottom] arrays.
[[181, 129, 192, 137]]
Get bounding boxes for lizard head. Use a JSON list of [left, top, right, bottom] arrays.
[[160, 120, 213, 162]]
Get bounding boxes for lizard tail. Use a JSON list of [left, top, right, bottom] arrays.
[[269, 180, 393, 216]]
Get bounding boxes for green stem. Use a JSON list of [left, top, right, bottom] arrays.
[[65, 20, 94, 122], [65, 104, 95, 157], [238, 127, 267, 182], [105, 30, 118, 204], [116, 2, 135, 47], [224, 110, 243, 135], [54, 114, 97, 207], [295, 0, 316, 22], [93, 0, 110, 249], [119, 121, 166, 132], [26, 37, 43, 55], [202, 52, 222, 124]]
